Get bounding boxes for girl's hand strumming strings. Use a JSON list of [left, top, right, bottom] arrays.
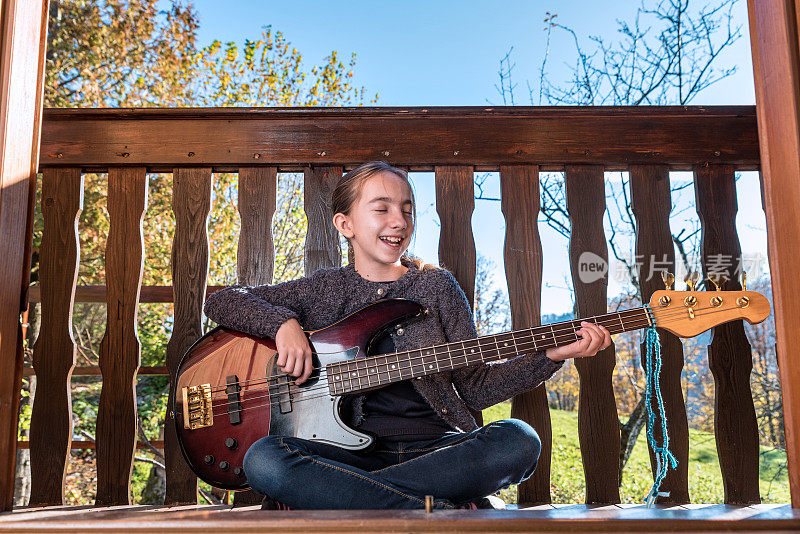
[[545, 321, 611, 362], [275, 318, 314, 385]]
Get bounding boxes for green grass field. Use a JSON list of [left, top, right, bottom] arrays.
[[482, 402, 790, 504]]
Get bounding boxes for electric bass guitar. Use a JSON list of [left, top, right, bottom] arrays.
[[174, 287, 770, 490]]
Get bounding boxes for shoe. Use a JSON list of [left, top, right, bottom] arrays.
[[452, 495, 506, 510], [260, 496, 291, 510], [473, 495, 507, 510]]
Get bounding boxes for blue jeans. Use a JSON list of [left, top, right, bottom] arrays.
[[242, 418, 541, 509]]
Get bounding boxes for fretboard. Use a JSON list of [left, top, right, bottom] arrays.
[[326, 306, 653, 395]]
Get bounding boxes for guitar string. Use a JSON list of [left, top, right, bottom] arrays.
[[207, 310, 686, 416], [208, 318, 640, 416], [203, 306, 653, 397], [201, 301, 745, 406], [203, 301, 746, 412], [200, 300, 744, 398], [218, 298, 752, 414], [208, 315, 662, 416], [202, 304, 748, 417]]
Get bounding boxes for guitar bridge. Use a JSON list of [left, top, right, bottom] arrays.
[[182, 384, 213, 430]]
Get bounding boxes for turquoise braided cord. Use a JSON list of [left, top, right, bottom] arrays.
[[643, 324, 678, 507]]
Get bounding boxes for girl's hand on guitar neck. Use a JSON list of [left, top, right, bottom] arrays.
[[545, 321, 611, 363], [275, 318, 314, 385]]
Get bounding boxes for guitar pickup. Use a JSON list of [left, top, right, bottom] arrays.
[[226, 375, 242, 425], [182, 384, 213, 430], [274, 373, 293, 414]]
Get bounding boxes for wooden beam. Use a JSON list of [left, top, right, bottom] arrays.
[[747, 0, 800, 508], [23, 366, 168, 377], [27, 284, 226, 303], [38, 107, 760, 168], [0, 0, 49, 512], [0, 505, 799, 531], [17, 440, 164, 450]]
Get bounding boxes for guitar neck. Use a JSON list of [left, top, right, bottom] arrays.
[[327, 306, 653, 395]]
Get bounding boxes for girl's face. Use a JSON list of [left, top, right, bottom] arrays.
[[333, 171, 415, 276]]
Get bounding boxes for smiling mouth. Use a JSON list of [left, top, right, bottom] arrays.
[[379, 236, 404, 246]]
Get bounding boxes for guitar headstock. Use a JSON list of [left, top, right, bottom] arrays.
[[647, 290, 770, 338]]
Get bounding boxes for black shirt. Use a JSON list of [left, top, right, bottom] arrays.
[[357, 327, 454, 441]]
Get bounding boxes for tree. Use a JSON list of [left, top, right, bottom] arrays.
[[743, 276, 783, 448], [23, 0, 376, 506], [45, 0, 198, 108], [488, 0, 747, 481], [473, 255, 511, 336]]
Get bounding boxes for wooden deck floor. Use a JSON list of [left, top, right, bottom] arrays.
[[0, 503, 798, 533]]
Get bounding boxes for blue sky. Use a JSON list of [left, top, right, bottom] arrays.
[[190, 0, 755, 106], [190, 0, 765, 314]]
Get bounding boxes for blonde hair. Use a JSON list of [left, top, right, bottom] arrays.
[[332, 161, 435, 271]]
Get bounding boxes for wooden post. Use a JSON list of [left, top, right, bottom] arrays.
[[304, 166, 343, 275], [233, 166, 277, 506], [0, 0, 49, 511], [29, 169, 82, 506], [164, 168, 212, 504], [238, 167, 277, 286], [747, 0, 800, 508], [694, 164, 760, 504], [435, 166, 476, 304], [565, 165, 620, 504], [435, 166, 482, 427], [629, 165, 690, 504], [95, 168, 148, 505], [500, 165, 553, 505]]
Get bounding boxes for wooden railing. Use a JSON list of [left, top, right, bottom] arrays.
[[24, 106, 762, 507]]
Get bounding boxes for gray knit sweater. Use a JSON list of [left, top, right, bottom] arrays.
[[203, 257, 564, 432]]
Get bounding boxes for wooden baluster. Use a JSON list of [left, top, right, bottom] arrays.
[[629, 164, 690, 504], [164, 168, 212, 504], [565, 164, 620, 504], [694, 163, 760, 504], [500, 165, 552, 505], [304, 166, 342, 275], [237, 167, 277, 286], [233, 166, 277, 506], [435, 166, 481, 426], [29, 168, 83, 505], [435, 166, 476, 303], [95, 168, 148, 505]]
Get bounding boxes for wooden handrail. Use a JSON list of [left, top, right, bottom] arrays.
[[39, 106, 759, 170]]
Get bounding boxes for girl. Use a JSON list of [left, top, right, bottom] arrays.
[[203, 161, 611, 510]]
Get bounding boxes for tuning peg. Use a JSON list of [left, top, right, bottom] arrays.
[[685, 271, 701, 291], [707, 273, 729, 292], [742, 271, 747, 291], [661, 271, 675, 290]]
